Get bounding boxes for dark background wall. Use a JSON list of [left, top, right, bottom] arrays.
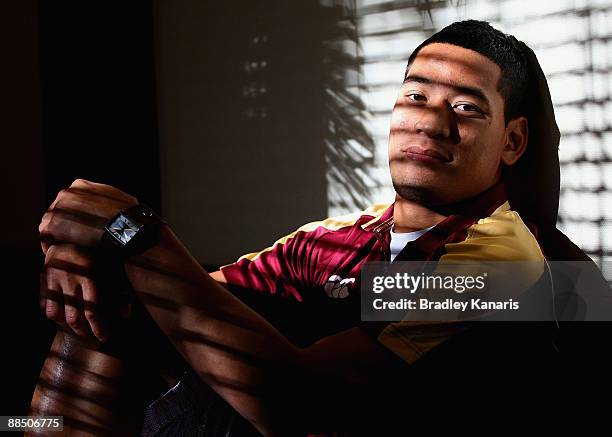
[[1, 0, 47, 415], [155, 0, 335, 265]]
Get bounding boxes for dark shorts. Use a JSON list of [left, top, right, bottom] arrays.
[[140, 370, 260, 437]]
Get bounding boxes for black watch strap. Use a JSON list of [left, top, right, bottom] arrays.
[[101, 203, 166, 257]]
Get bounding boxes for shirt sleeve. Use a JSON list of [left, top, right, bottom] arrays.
[[219, 231, 307, 302], [219, 215, 344, 302], [220, 206, 389, 303]]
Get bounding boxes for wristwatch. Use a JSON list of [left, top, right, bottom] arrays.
[[101, 203, 166, 257]]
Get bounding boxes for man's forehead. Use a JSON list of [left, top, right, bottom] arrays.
[[407, 43, 501, 92]]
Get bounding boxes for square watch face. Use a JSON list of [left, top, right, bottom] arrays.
[[108, 213, 141, 245]]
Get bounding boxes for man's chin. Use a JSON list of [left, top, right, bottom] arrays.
[[392, 182, 443, 206]]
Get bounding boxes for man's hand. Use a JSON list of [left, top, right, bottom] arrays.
[[39, 179, 139, 341], [41, 243, 114, 342], [39, 179, 138, 254]]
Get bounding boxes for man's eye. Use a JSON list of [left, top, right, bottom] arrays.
[[406, 93, 426, 102], [454, 103, 483, 114]]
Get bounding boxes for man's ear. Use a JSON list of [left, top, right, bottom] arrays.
[[501, 116, 528, 166]]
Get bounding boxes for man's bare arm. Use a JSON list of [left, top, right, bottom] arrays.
[[27, 330, 138, 436], [125, 226, 406, 436]]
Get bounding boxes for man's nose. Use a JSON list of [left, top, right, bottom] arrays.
[[413, 104, 454, 140]]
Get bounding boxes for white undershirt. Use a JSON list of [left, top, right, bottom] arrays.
[[389, 225, 435, 261]]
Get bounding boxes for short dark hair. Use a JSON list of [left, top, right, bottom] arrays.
[[406, 20, 529, 124]]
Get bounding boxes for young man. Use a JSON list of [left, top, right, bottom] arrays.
[[31, 20, 599, 435]]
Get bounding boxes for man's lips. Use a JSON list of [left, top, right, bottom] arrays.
[[401, 146, 452, 163]]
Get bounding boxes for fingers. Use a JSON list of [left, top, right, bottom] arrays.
[[49, 187, 134, 221], [40, 272, 69, 332], [45, 243, 94, 271], [69, 178, 138, 205], [41, 240, 50, 256], [62, 279, 94, 339], [39, 208, 105, 251], [80, 275, 109, 342], [42, 245, 103, 341]]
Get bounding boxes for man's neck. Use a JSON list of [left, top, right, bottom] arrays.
[[392, 195, 447, 233], [391, 179, 507, 233]]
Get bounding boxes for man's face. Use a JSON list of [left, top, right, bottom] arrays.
[[389, 42, 509, 206]]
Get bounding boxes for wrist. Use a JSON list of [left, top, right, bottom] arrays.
[[101, 203, 166, 258]]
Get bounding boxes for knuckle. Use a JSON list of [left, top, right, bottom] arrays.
[[56, 189, 73, 208], [81, 274, 95, 287], [64, 275, 77, 288], [84, 310, 98, 324], [39, 212, 51, 234], [46, 211, 57, 231], [45, 245, 58, 261], [72, 178, 93, 187], [82, 278, 96, 293], [50, 269, 67, 283], [45, 305, 59, 320], [51, 244, 74, 262], [65, 312, 80, 329], [56, 271, 70, 285]]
